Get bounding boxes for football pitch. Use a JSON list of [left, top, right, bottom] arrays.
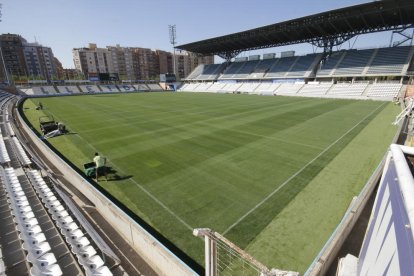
[[22, 92, 399, 273]]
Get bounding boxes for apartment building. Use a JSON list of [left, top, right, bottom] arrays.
[[73, 43, 214, 81], [0, 33, 60, 82], [23, 42, 56, 80], [0, 34, 27, 82], [73, 43, 114, 78]]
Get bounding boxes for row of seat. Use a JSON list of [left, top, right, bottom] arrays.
[[0, 247, 5, 275], [1, 167, 64, 276], [27, 170, 112, 276], [186, 46, 413, 81], [12, 137, 32, 166], [19, 83, 163, 96], [0, 96, 112, 275], [0, 133, 10, 163], [180, 82, 402, 99]]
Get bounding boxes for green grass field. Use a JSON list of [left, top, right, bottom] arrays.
[[22, 92, 399, 273]]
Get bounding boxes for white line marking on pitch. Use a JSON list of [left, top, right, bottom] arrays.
[[64, 123, 194, 231], [223, 102, 386, 235]]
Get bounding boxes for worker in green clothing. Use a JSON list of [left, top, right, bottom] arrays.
[[93, 152, 107, 181]]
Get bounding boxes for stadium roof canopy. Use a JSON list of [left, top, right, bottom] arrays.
[[176, 0, 414, 60]]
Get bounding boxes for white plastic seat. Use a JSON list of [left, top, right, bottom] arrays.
[[45, 200, 62, 210], [14, 210, 35, 224], [22, 232, 47, 250], [43, 195, 57, 205], [17, 217, 39, 234], [11, 187, 23, 195], [60, 222, 79, 235], [82, 255, 104, 272], [70, 236, 91, 253], [28, 252, 57, 270], [9, 181, 21, 188], [42, 191, 54, 198], [65, 228, 84, 244], [77, 245, 97, 265], [52, 210, 69, 221], [21, 224, 42, 238], [12, 199, 30, 210], [16, 205, 32, 215], [12, 192, 26, 201], [27, 241, 51, 259], [11, 195, 28, 204], [85, 265, 113, 276], [30, 263, 63, 276], [56, 216, 74, 229], [51, 204, 65, 215]]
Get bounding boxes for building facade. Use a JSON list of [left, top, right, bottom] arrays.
[[0, 33, 59, 82], [73, 43, 114, 78], [0, 34, 27, 82], [23, 42, 56, 80], [73, 43, 214, 81]]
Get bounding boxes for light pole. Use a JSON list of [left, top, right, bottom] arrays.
[[169, 24, 177, 76]]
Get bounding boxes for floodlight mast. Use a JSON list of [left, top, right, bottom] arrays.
[[169, 24, 177, 76]]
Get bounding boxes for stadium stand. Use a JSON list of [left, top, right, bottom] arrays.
[[11, 137, 32, 166], [194, 82, 213, 92], [265, 56, 298, 78], [99, 85, 120, 93], [56, 86, 81, 94], [274, 82, 305, 95], [219, 62, 246, 79], [298, 82, 333, 97], [79, 85, 101, 93], [185, 64, 205, 80], [133, 84, 149, 91], [285, 53, 322, 77], [248, 59, 277, 79], [317, 51, 346, 76], [254, 82, 281, 95], [332, 49, 375, 76], [217, 82, 242, 93], [0, 134, 10, 163], [206, 82, 227, 92], [147, 83, 163, 91], [326, 82, 369, 98], [234, 60, 261, 79], [18, 88, 34, 95], [0, 91, 126, 275], [28, 86, 58, 95], [365, 82, 402, 98], [196, 64, 226, 80], [366, 46, 413, 75], [178, 83, 198, 92], [117, 85, 136, 92], [236, 82, 260, 93]]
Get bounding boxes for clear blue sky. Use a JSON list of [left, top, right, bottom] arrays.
[[0, 0, 399, 68]]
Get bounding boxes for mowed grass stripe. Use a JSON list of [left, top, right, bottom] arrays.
[[22, 93, 391, 266], [96, 99, 352, 161], [223, 101, 387, 249], [246, 103, 399, 274], [223, 102, 385, 235], [87, 97, 315, 147]]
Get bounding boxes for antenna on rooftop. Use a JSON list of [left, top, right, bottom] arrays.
[[169, 24, 177, 76]]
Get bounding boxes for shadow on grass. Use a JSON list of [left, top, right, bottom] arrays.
[[100, 166, 133, 182]]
